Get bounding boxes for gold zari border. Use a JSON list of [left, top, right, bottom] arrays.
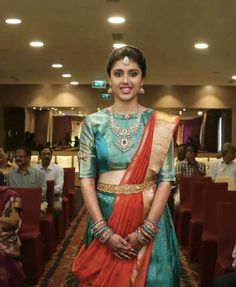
[[97, 180, 156, 194]]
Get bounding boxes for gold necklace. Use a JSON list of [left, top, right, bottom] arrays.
[[109, 106, 141, 152]]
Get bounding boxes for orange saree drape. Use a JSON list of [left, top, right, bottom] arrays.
[[72, 111, 178, 287]]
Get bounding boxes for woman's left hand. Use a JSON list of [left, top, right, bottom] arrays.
[[125, 232, 144, 253]]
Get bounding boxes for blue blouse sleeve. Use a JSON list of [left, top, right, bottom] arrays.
[[79, 117, 97, 178], [157, 140, 175, 183]]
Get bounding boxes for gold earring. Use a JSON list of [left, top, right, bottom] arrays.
[[139, 86, 145, 94], [108, 86, 112, 94]]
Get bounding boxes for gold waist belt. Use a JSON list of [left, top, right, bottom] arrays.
[[97, 180, 156, 194]]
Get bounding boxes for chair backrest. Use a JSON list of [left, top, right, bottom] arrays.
[[179, 176, 212, 209], [46, 180, 54, 214], [191, 181, 210, 222], [14, 187, 41, 239], [202, 184, 236, 239], [216, 201, 236, 268], [63, 167, 75, 196]]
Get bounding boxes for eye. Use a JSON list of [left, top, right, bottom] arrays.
[[113, 70, 123, 77], [129, 70, 139, 77]]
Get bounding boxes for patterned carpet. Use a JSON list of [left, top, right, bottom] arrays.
[[35, 206, 200, 287]]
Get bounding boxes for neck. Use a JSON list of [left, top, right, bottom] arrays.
[[113, 100, 139, 114], [18, 164, 30, 172], [42, 162, 49, 169]]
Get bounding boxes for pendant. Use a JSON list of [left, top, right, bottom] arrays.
[[115, 137, 134, 152]]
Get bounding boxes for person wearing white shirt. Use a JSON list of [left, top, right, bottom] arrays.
[[36, 146, 64, 217], [208, 143, 236, 181]]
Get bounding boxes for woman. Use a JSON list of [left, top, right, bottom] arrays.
[[0, 186, 24, 286], [72, 46, 180, 286]]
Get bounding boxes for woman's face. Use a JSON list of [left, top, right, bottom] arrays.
[[108, 59, 144, 103]]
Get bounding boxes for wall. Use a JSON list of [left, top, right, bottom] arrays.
[[0, 84, 236, 144]]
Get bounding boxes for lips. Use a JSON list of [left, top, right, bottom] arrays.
[[120, 87, 132, 94]]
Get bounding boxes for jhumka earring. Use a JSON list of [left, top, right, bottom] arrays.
[[108, 86, 112, 94], [139, 86, 145, 94]]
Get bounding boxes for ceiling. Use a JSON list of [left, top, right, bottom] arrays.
[[1, 0, 236, 85]]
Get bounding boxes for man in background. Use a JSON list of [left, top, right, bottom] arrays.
[[208, 142, 236, 181], [36, 146, 64, 217], [6, 146, 47, 213]]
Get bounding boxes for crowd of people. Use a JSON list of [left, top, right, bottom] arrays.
[[0, 145, 64, 286]]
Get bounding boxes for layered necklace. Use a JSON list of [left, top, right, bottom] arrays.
[[109, 106, 142, 152]]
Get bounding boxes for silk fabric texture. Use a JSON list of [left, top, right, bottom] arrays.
[[73, 110, 180, 287]]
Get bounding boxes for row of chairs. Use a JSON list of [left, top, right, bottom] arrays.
[[14, 167, 77, 284], [175, 176, 236, 287]]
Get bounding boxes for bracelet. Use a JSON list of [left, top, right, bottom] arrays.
[[91, 218, 114, 244]]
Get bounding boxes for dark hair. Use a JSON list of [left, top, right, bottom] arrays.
[[15, 146, 32, 157], [0, 146, 8, 153], [177, 144, 186, 150], [38, 145, 53, 155], [106, 45, 146, 78], [221, 142, 236, 157]]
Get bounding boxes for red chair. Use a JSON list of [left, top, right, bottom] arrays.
[[176, 176, 212, 245], [16, 187, 44, 284], [215, 201, 236, 278], [64, 167, 77, 219], [40, 180, 56, 260], [63, 167, 76, 225], [187, 181, 210, 261], [199, 185, 236, 287]]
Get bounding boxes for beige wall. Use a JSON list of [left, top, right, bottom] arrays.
[[0, 84, 236, 144]]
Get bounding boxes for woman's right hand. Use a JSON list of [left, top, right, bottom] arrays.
[[106, 233, 137, 260]]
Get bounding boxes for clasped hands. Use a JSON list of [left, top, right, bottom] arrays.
[[106, 232, 144, 260]]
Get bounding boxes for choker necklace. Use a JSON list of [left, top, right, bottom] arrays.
[[109, 106, 141, 152]]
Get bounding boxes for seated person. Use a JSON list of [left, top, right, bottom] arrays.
[[36, 146, 64, 217], [213, 243, 236, 287], [175, 144, 206, 181], [0, 186, 25, 287], [176, 144, 186, 163], [0, 147, 15, 176], [208, 142, 236, 181], [6, 146, 47, 214]]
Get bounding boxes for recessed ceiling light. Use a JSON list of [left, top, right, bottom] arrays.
[[113, 43, 126, 49], [5, 18, 22, 25], [33, 107, 36, 110], [71, 107, 74, 110], [62, 73, 72, 78], [198, 111, 203, 116], [179, 111, 183, 115], [194, 42, 208, 49], [108, 17, 125, 24], [39, 108, 42, 111], [52, 63, 63, 68], [182, 108, 186, 111], [70, 81, 79, 85], [232, 75, 236, 80], [30, 41, 44, 47]]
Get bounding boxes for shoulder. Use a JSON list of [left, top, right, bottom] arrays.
[[83, 110, 109, 127], [51, 162, 63, 171]]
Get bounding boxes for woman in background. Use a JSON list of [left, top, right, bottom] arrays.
[[73, 46, 180, 286], [0, 186, 24, 287]]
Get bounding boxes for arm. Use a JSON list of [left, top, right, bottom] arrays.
[[37, 170, 47, 201], [54, 166, 64, 197], [0, 209, 20, 230], [126, 140, 174, 251], [80, 178, 103, 222]]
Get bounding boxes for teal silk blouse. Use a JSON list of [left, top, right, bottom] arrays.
[[79, 108, 175, 182]]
